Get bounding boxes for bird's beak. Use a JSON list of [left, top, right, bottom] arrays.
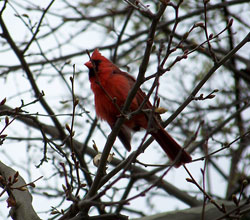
[[84, 61, 93, 69]]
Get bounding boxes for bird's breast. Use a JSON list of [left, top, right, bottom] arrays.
[[90, 74, 139, 125]]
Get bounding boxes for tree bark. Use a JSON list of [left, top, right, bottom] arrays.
[[0, 161, 41, 220]]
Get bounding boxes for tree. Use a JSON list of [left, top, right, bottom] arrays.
[[0, 0, 250, 219]]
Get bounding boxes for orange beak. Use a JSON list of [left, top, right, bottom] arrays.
[[84, 61, 93, 69]]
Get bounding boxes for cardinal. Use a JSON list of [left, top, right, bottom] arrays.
[[85, 49, 192, 167]]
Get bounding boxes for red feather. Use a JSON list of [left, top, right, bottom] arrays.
[[85, 49, 192, 167]]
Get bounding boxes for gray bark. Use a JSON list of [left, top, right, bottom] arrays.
[[0, 161, 41, 220], [132, 200, 250, 220]]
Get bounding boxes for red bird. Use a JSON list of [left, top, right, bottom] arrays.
[[85, 49, 192, 167]]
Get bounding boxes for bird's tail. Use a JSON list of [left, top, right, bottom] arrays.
[[151, 127, 192, 168]]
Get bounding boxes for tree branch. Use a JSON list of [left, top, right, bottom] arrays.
[[0, 161, 41, 220]]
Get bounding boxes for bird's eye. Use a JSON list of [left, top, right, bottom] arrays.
[[92, 60, 101, 70], [88, 60, 101, 78]]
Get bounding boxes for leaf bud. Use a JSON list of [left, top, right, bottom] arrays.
[[0, 98, 6, 105], [93, 153, 102, 167]]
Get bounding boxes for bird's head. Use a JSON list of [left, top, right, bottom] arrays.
[[85, 49, 113, 79]]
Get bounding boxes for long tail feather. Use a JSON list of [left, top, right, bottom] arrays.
[[151, 128, 192, 167]]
